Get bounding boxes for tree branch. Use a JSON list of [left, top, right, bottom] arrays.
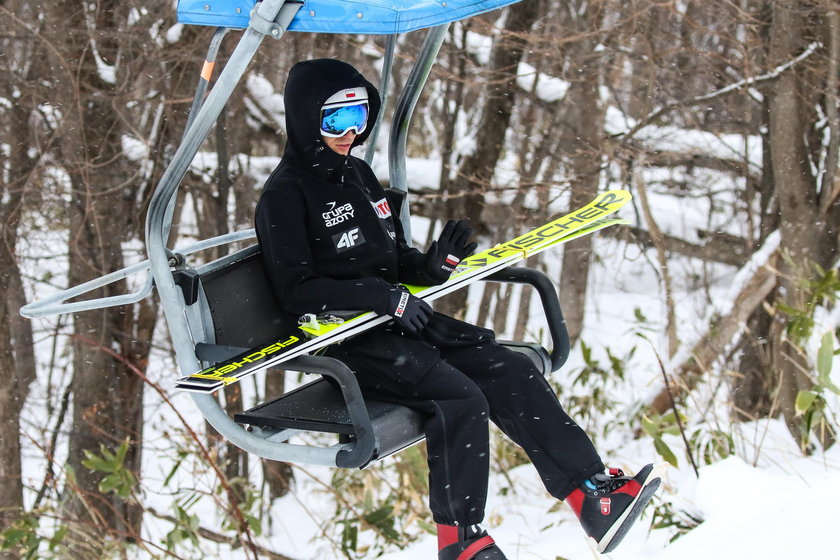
[[636, 175, 679, 358], [602, 224, 750, 268], [614, 41, 823, 142], [146, 508, 299, 560], [647, 250, 779, 415]]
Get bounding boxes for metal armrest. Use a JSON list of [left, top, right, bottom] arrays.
[[483, 267, 570, 372], [267, 355, 377, 468]]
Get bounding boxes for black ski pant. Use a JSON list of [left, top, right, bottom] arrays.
[[333, 336, 605, 526]]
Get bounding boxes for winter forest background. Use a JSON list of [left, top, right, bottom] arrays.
[[1, 0, 839, 559]]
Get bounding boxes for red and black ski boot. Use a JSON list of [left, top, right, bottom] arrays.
[[566, 463, 665, 553], [437, 524, 507, 560]]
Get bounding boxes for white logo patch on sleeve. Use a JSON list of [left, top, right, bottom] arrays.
[[372, 198, 392, 219]]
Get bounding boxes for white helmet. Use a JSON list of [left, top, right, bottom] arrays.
[[322, 86, 369, 108]]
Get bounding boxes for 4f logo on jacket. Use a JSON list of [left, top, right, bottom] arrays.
[[333, 227, 366, 253], [322, 201, 355, 227]]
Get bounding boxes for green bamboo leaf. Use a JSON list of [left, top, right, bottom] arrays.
[[654, 437, 679, 468], [817, 332, 833, 379], [2, 529, 29, 547], [163, 458, 182, 487], [795, 390, 818, 416], [245, 514, 262, 536], [816, 332, 840, 394], [364, 505, 394, 525], [99, 474, 121, 494], [81, 451, 114, 473], [641, 416, 658, 437], [115, 438, 129, 464]]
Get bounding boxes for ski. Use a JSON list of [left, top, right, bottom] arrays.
[[297, 214, 626, 338], [175, 189, 631, 393]]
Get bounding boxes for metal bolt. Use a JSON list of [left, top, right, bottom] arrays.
[[309, 10, 315, 16], [357, 12, 363, 18], [203, 4, 210, 10], [235, 7, 241, 13]]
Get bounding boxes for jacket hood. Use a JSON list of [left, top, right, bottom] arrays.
[[282, 59, 381, 180]]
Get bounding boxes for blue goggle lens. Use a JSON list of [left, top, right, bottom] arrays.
[[320, 103, 368, 137]]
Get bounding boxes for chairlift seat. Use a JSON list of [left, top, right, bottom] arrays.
[[195, 244, 558, 465]]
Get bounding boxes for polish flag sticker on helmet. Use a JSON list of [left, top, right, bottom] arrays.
[[323, 86, 369, 106], [372, 198, 391, 219]]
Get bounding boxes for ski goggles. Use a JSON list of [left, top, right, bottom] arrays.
[[320, 102, 369, 137]]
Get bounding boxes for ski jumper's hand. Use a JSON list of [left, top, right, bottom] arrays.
[[375, 287, 433, 334], [423, 220, 478, 284]]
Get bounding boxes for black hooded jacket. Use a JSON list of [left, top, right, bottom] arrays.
[[255, 59, 494, 384], [255, 59, 435, 328]]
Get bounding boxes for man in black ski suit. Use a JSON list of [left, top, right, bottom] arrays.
[[255, 58, 661, 558]]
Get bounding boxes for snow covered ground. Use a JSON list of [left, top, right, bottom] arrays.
[[233, 410, 840, 560]]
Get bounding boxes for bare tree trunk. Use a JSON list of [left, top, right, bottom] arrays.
[[47, 0, 146, 544], [435, 1, 540, 318], [764, 0, 826, 450], [732, 307, 776, 421], [557, 3, 607, 347], [635, 176, 679, 358], [0, 102, 38, 558], [649, 252, 778, 415]]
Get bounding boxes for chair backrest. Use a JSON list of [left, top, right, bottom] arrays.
[[198, 246, 289, 349]]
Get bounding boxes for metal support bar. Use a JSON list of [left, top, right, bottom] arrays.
[[20, 229, 256, 318], [184, 27, 230, 137], [160, 27, 231, 255], [388, 24, 449, 243], [145, 1, 313, 464], [364, 33, 397, 167]]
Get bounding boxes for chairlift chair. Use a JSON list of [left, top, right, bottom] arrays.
[[21, 0, 572, 469]]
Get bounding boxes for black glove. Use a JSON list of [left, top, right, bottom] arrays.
[[374, 287, 433, 335], [423, 220, 478, 284]]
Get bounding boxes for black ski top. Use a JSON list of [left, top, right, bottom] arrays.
[[256, 59, 494, 384], [255, 59, 438, 328]]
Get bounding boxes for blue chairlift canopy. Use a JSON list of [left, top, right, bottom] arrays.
[[177, 0, 522, 34]]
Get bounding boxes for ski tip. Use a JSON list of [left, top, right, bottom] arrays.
[[605, 188, 632, 198]]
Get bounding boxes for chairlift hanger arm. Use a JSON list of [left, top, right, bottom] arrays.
[[146, 0, 301, 377]]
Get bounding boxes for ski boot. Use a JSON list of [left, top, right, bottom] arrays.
[[566, 463, 665, 553], [437, 524, 507, 560]]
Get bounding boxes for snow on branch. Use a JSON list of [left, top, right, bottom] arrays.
[[615, 41, 823, 142], [644, 232, 782, 415]]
